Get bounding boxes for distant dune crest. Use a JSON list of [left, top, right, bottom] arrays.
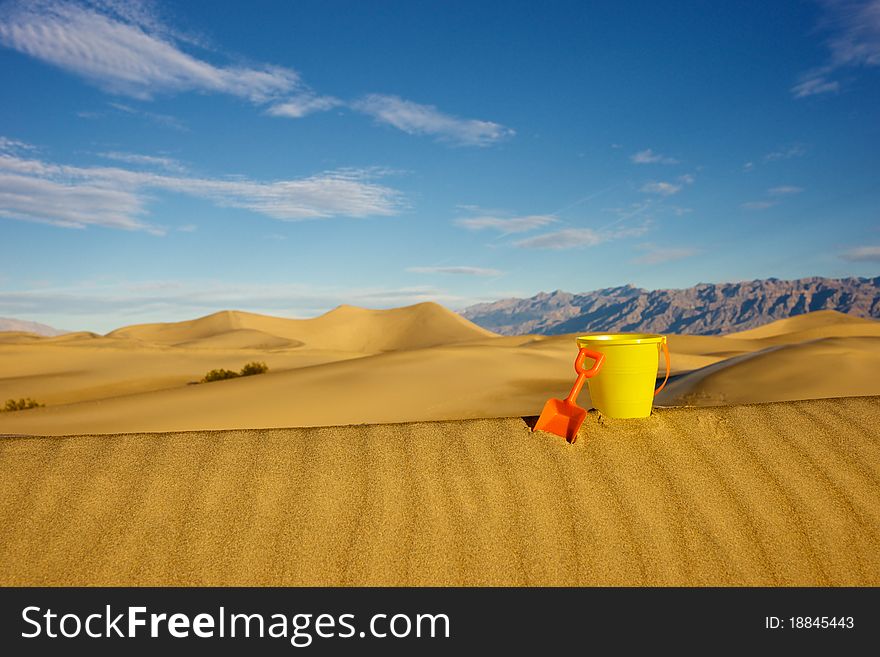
[[461, 276, 880, 336], [104, 302, 495, 352]]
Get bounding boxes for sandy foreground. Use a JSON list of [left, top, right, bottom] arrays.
[[1, 396, 878, 586], [1, 305, 880, 435]]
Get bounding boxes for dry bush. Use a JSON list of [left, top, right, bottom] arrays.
[[2, 398, 44, 412], [201, 362, 269, 383]]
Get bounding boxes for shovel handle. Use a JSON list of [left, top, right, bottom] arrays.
[[566, 348, 605, 404], [574, 347, 604, 377]]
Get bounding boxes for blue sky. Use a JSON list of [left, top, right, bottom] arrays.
[[0, 0, 878, 332]]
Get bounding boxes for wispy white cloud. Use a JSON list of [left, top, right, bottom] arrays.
[[768, 185, 804, 195], [98, 151, 186, 172], [630, 148, 678, 164], [742, 185, 803, 210], [0, 1, 509, 143], [352, 94, 514, 146], [83, 0, 206, 47], [0, 136, 35, 152], [764, 144, 807, 161], [514, 223, 649, 250], [792, 69, 841, 98], [0, 0, 343, 123], [792, 0, 880, 98], [641, 181, 681, 196], [514, 228, 603, 249], [631, 244, 700, 265], [741, 200, 778, 210], [840, 245, 880, 261], [744, 145, 806, 173], [106, 101, 188, 130], [0, 167, 155, 232], [153, 168, 403, 221], [266, 94, 342, 118], [454, 214, 556, 234], [0, 0, 300, 102], [604, 200, 654, 220], [0, 137, 403, 232], [407, 266, 502, 276]]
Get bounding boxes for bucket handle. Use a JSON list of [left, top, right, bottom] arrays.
[[654, 339, 671, 396]]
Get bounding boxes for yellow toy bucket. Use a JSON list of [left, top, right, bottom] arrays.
[[575, 333, 671, 419]]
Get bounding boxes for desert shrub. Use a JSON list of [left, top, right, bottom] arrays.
[[202, 368, 241, 383], [239, 361, 269, 377], [201, 361, 269, 383], [3, 398, 44, 412]]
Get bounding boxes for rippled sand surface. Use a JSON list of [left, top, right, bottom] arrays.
[[2, 396, 878, 586]]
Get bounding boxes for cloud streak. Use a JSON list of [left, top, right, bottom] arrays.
[[742, 185, 804, 210], [840, 245, 880, 261], [266, 94, 343, 118], [0, 2, 512, 146], [641, 181, 681, 196], [0, 167, 153, 232], [98, 151, 186, 172], [407, 266, 502, 276], [105, 101, 188, 130], [791, 71, 840, 98], [741, 200, 777, 210], [454, 214, 556, 234], [514, 223, 649, 250], [630, 148, 678, 165], [768, 185, 803, 195], [352, 94, 514, 146], [792, 0, 880, 97], [764, 144, 807, 161], [0, 138, 403, 233], [0, 0, 301, 102], [631, 244, 699, 265]]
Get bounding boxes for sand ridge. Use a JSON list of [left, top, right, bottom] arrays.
[[105, 302, 496, 352], [658, 336, 880, 406], [1, 397, 877, 586]]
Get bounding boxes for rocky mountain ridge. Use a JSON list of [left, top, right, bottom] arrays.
[[460, 276, 880, 335]]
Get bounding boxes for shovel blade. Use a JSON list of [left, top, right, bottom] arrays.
[[533, 397, 587, 443]]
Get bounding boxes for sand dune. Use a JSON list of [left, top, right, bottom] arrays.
[[174, 328, 304, 350], [725, 309, 880, 340], [0, 336, 364, 408], [657, 311, 880, 407], [1, 308, 879, 435], [0, 331, 46, 345], [1, 397, 877, 586], [659, 336, 880, 406], [0, 341, 582, 433], [107, 302, 495, 352]]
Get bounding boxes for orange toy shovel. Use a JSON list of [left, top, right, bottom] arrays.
[[533, 347, 605, 443]]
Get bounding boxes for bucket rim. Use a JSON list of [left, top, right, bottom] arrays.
[[576, 333, 666, 346]]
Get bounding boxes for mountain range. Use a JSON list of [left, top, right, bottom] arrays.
[[0, 317, 67, 336], [460, 276, 880, 335]]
